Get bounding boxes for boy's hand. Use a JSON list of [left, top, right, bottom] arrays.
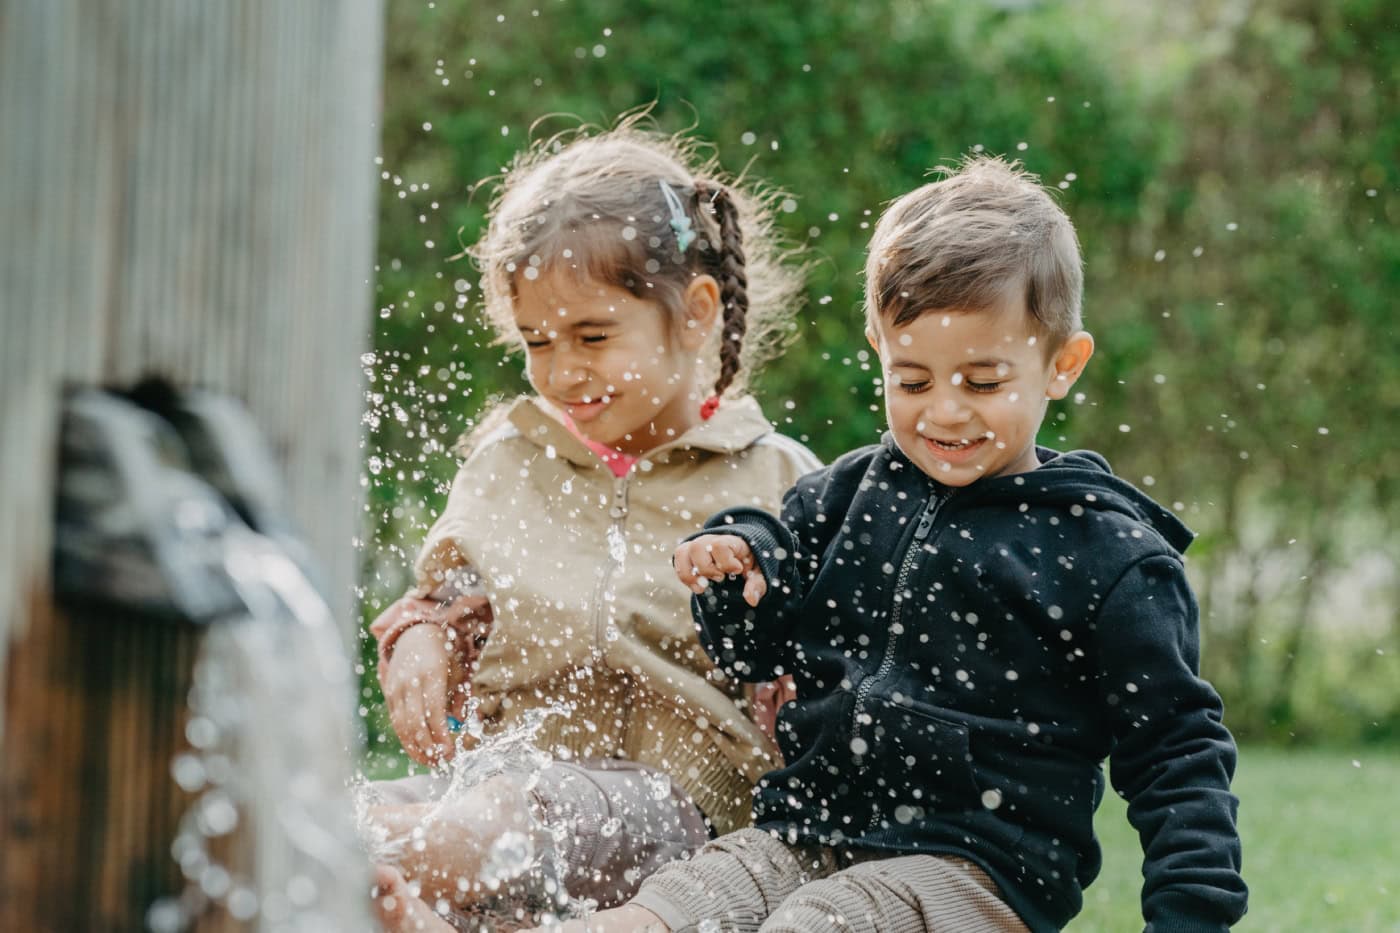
[[381, 623, 456, 765], [674, 534, 767, 607], [750, 674, 798, 742]]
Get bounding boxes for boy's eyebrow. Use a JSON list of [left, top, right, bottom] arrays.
[[517, 318, 618, 335], [887, 357, 1016, 370]]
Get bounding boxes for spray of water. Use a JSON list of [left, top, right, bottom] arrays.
[[352, 701, 598, 928], [148, 530, 375, 932]]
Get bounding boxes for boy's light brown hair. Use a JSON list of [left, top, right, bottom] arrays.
[[864, 156, 1083, 349]]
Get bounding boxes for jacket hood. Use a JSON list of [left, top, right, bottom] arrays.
[[885, 436, 1194, 554], [1025, 448, 1194, 552], [502, 394, 777, 470]]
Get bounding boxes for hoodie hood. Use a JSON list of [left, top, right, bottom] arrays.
[[1025, 448, 1194, 553], [500, 394, 777, 471], [884, 436, 1194, 554]]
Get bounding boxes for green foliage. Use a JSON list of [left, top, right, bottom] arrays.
[[363, 0, 1400, 747]]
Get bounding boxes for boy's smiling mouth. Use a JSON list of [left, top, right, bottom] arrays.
[[922, 433, 990, 462]]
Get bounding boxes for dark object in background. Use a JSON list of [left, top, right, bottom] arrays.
[[33, 378, 363, 930], [53, 379, 323, 625]]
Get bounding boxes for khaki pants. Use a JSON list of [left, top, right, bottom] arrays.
[[630, 827, 1028, 933]]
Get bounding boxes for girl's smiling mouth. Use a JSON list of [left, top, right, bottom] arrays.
[[563, 395, 614, 422]]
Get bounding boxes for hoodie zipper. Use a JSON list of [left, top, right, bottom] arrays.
[[590, 473, 631, 658], [850, 486, 948, 736]]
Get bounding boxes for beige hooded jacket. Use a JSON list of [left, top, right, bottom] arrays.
[[408, 395, 819, 833]]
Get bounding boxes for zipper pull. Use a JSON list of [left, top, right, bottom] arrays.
[[913, 492, 942, 542], [609, 477, 629, 520]]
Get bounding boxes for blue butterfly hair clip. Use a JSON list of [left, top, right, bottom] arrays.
[[658, 180, 696, 253]]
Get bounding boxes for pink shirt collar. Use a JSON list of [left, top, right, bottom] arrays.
[[560, 398, 720, 478], [561, 415, 637, 477]]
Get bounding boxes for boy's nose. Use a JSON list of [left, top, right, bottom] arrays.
[[924, 393, 972, 427]]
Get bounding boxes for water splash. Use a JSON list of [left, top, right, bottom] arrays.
[[149, 529, 374, 932], [353, 701, 596, 925], [480, 831, 534, 890]]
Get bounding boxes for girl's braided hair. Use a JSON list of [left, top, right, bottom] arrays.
[[470, 111, 803, 399]]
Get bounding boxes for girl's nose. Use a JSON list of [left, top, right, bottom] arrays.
[[546, 345, 588, 391]]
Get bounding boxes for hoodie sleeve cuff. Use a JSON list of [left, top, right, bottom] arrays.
[[1145, 912, 1231, 933]]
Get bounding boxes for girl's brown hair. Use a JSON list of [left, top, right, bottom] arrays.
[[470, 112, 803, 399]]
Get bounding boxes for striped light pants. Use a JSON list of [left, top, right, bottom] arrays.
[[629, 827, 1029, 933]]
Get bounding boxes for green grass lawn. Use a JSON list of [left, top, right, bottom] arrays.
[[1077, 746, 1400, 931]]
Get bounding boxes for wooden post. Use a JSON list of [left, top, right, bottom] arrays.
[[0, 1, 385, 928]]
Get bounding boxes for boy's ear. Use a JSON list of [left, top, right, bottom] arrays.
[[1045, 331, 1095, 400], [865, 328, 881, 358], [679, 275, 721, 350]]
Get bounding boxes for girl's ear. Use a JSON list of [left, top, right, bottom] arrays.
[[679, 275, 721, 351], [1046, 331, 1095, 400]]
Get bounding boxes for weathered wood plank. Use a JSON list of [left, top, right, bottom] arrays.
[[0, 0, 385, 925]]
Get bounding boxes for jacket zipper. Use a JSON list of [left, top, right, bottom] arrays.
[[850, 486, 948, 734], [590, 473, 631, 658]]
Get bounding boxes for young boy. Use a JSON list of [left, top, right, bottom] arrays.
[[565, 157, 1248, 932]]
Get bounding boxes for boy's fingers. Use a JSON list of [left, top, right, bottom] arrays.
[[713, 537, 753, 574], [676, 536, 760, 593], [673, 546, 703, 589], [681, 543, 728, 584], [716, 542, 747, 575], [694, 547, 726, 578], [742, 569, 767, 607]]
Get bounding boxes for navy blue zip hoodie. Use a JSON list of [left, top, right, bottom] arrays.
[[690, 439, 1246, 932]]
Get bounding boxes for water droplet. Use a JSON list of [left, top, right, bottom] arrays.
[[172, 753, 207, 792], [228, 887, 258, 920], [146, 899, 186, 933], [197, 791, 239, 837], [647, 773, 672, 800], [186, 716, 219, 749], [481, 830, 534, 887]]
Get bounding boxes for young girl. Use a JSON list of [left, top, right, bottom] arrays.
[[367, 120, 816, 931]]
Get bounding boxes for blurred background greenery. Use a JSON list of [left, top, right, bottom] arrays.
[[360, 0, 1399, 754]]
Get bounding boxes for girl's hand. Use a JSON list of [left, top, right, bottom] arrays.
[[381, 623, 455, 765], [674, 534, 767, 606]]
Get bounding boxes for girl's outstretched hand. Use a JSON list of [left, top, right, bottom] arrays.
[[371, 591, 492, 765], [381, 622, 455, 765], [674, 533, 767, 607]]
